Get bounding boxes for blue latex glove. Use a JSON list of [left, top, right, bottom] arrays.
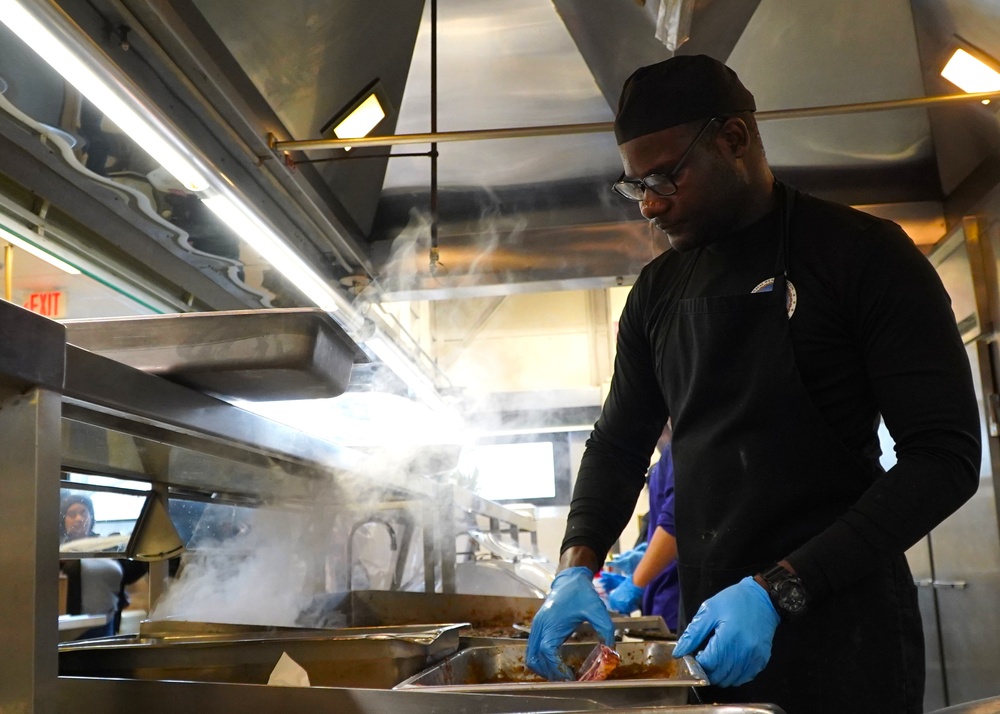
[[527, 567, 616, 681], [672, 576, 780, 687], [607, 577, 645, 614], [597, 570, 627, 593], [605, 542, 648, 575]]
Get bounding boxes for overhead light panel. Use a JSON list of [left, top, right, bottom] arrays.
[[941, 47, 1000, 103], [365, 335, 448, 410], [0, 2, 444, 409], [200, 193, 352, 314], [334, 94, 386, 141], [321, 80, 390, 150], [0, 222, 80, 275], [0, 0, 211, 191]]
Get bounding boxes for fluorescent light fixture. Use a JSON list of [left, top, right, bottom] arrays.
[[0, 223, 80, 274], [941, 47, 1000, 103], [0, 0, 210, 192], [201, 193, 351, 312], [0, 2, 443, 409], [366, 335, 445, 408]]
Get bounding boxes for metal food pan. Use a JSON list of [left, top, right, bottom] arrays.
[[588, 704, 785, 714], [134, 617, 459, 643], [394, 641, 708, 707], [63, 308, 368, 401], [59, 624, 462, 689], [301, 590, 544, 639], [305, 591, 671, 645]]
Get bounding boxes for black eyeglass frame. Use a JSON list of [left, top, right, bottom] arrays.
[[612, 117, 723, 201]]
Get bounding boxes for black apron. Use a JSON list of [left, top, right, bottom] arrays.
[[662, 183, 924, 713]]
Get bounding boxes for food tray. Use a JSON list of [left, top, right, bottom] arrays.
[[134, 618, 465, 643], [62, 308, 368, 401], [588, 704, 785, 714], [394, 641, 708, 707], [300, 590, 667, 644], [59, 623, 461, 689], [299, 589, 543, 639]]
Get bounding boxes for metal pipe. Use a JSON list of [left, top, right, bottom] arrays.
[[429, 0, 440, 274], [4, 244, 12, 302], [272, 90, 1000, 152], [295, 151, 433, 164], [756, 90, 1000, 120], [346, 518, 399, 592]]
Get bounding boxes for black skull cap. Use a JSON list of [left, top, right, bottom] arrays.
[[614, 55, 756, 145]]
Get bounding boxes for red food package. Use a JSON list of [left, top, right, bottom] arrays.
[[576, 643, 621, 682]]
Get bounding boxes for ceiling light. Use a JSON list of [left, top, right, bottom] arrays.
[[365, 335, 447, 409], [321, 80, 390, 151], [0, 2, 443, 409], [0, 222, 80, 275], [201, 193, 350, 313], [333, 94, 386, 141], [941, 47, 1000, 104], [0, 0, 211, 191]]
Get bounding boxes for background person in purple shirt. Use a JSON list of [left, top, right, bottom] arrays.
[[606, 423, 679, 631]]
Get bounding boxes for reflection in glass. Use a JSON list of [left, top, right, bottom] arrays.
[[58, 478, 152, 638], [169, 499, 257, 549], [59, 478, 148, 556]]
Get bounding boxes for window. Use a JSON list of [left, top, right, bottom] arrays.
[[458, 433, 571, 506]]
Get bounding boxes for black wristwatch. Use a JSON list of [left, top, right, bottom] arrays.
[[757, 563, 808, 619]]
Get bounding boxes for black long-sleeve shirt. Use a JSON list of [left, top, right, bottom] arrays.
[[563, 189, 981, 598]]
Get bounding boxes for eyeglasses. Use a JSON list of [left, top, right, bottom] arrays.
[[612, 117, 721, 201]]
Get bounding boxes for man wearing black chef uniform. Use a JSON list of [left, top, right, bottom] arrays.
[[526, 54, 982, 713]]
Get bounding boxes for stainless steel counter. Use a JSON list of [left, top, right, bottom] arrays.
[[59, 625, 464, 689], [59, 677, 793, 714], [3, 298, 544, 712], [57, 677, 608, 714]]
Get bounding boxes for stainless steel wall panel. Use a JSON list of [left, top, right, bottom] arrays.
[[929, 476, 1000, 704], [907, 536, 947, 712]]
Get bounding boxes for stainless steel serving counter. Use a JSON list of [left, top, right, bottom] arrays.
[[57, 678, 609, 714], [59, 624, 465, 688], [58, 678, 791, 714], [1, 299, 543, 713]]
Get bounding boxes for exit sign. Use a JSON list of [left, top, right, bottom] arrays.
[[23, 290, 67, 318]]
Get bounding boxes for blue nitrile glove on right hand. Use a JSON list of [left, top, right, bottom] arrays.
[[607, 577, 644, 614], [527, 566, 616, 681], [605, 541, 648, 575], [672, 576, 780, 687]]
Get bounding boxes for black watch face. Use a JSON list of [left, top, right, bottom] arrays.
[[776, 580, 808, 615]]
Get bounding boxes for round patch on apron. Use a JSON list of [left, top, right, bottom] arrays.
[[751, 277, 797, 318]]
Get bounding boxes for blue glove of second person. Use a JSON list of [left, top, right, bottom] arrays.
[[597, 570, 627, 594], [672, 576, 780, 687], [605, 541, 648, 575], [607, 577, 644, 614], [527, 567, 616, 681]]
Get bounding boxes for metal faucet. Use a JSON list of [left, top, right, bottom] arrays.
[[346, 517, 399, 591]]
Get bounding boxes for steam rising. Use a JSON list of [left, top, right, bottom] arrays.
[[149, 206, 590, 626], [149, 406, 467, 627], [151, 506, 318, 627]]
